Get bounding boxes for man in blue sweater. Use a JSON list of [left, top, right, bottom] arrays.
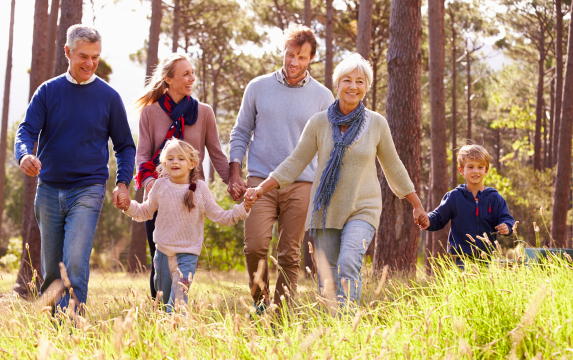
[[422, 144, 514, 264], [15, 25, 135, 310]]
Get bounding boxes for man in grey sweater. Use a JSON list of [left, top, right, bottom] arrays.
[[229, 25, 334, 309]]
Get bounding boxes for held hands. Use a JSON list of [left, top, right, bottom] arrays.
[[413, 207, 430, 230], [227, 163, 247, 201], [20, 155, 42, 176], [241, 186, 262, 211], [113, 183, 131, 211], [495, 223, 510, 235]]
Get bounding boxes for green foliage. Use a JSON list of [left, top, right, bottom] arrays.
[[201, 178, 246, 271], [0, 237, 21, 271], [95, 58, 113, 82]]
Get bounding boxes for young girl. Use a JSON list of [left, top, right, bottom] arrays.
[[119, 138, 251, 311]]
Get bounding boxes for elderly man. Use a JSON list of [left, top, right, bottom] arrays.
[[15, 25, 135, 310], [228, 24, 334, 310]]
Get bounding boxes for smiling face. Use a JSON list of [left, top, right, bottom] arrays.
[[165, 59, 196, 102], [65, 41, 101, 83], [165, 147, 195, 184], [458, 160, 488, 187], [335, 67, 367, 112], [282, 42, 314, 85]]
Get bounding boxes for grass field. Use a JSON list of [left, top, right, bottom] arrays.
[[1, 255, 573, 359]]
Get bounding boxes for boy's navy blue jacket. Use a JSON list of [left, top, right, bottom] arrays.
[[427, 184, 515, 255]]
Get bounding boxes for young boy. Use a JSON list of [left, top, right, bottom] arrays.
[[422, 144, 515, 257]]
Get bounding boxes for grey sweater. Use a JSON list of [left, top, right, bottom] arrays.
[[229, 71, 334, 182]]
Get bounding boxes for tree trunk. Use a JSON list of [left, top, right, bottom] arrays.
[[543, 99, 548, 169], [533, 40, 545, 172], [0, 0, 16, 242], [304, 0, 311, 26], [172, 0, 180, 52], [553, 0, 564, 167], [15, 0, 49, 297], [450, 10, 458, 188], [551, 7, 573, 248], [146, 0, 162, 79], [356, 0, 374, 60], [45, 0, 59, 79], [494, 127, 501, 170], [465, 38, 471, 141], [374, 0, 421, 272], [427, 0, 449, 260], [52, 0, 82, 77], [127, 188, 146, 273], [549, 77, 555, 167], [372, 60, 378, 111], [324, 0, 334, 90]]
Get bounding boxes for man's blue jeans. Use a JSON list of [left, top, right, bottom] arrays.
[[35, 181, 105, 310], [153, 249, 198, 312], [314, 220, 375, 305]]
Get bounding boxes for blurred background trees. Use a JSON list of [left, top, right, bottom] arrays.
[[1, 0, 572, 276]]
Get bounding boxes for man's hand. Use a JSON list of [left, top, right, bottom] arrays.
[[113, 182, 130, 210], [19, 154, 42, 176], [495, 223, 510, 235], [227, 162, 247, 201]]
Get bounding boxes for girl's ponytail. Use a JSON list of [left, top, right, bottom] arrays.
[[134, 53, 192, 113], [157, 138, 201, 212]]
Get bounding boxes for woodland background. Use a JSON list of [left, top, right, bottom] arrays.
[[0, 0, 572, 297]]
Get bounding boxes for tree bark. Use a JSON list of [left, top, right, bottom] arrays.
[[465, 38, 471, 141], [542, 99, 548, 169], [374, 0, 421, 272], [549, 76, 555, 167], [172, 0, 180, 52], [533, 38, 545, 172], [146, 0, 162, 79], [52, 0, 82, 77], [551, 7, 573, 248], [356, 0, 374, 60], [15, 0, 49, 297], [450, 10, 458, 188], [324, 0, 334, 90], [553, 0, 564, 167], [46, 0, 59, 79], [0, 0, 16, 242], [304, 0, 311, 26], [127, 188, 146, 273], [427, 0, 449, 260]]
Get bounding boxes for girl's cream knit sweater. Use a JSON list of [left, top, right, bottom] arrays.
[[124, 178, 249, 256], [270, 109, 415, 231]]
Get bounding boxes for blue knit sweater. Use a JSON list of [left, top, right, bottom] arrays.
[[15, 75, 135, 189], [427, 185, 515, 255]]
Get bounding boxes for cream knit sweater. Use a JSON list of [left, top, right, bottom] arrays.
[[270, 109, 415, 231], [124, 178, 249, 256]]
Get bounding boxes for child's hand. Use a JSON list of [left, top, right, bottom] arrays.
[[116, 193, 130, 211], [495, 223, 509, 235]]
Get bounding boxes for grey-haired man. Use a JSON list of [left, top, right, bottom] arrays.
[[15, 25, 135, 310]]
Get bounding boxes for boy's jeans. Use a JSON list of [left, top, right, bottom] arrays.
[[153, 249, 198, 312], [313, 220, 375, 305], [35, 181, 105, 311]]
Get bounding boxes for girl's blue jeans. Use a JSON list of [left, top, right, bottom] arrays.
[[153, 249, 198, 312], [313, 220, 375, 305], [35, 181, 105, 311]]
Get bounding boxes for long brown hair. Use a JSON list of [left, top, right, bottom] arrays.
[[157, 138, 200, 211], [134, 54, 191, 112]]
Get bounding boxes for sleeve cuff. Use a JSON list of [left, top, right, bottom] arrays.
[[123, 202, 135, 216], [236, 203, 249, 219]]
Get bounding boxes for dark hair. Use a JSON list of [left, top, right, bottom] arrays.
[[283, 24, 318, 57]]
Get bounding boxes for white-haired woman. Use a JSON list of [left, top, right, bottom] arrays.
[[246, 53, 428, 306], [132, 54, 231, 302]]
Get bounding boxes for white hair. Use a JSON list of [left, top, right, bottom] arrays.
[[66, 25, 101, 53], [332, 53, 373, 92]]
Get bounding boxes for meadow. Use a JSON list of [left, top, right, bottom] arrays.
[[1, 254, 573, 360]]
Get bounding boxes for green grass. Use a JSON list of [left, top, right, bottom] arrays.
[[1, 256, 573, 359]]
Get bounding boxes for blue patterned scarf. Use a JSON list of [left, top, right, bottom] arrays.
[[310, 100, 366, 236]]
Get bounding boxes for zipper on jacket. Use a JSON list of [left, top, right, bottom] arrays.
[[489, 200, 491, 213]]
